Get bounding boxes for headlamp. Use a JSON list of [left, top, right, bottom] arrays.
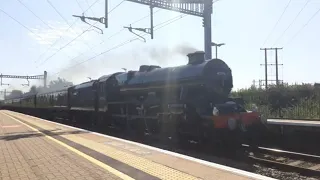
[[212, 107, 219, 116]]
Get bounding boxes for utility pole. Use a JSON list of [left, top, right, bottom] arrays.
[[275, 48, 279, 86], [260, 48, 283, 89], [203, 0, 213, 60], [0, 89, 11, 100], [105, 0, 108, 28]]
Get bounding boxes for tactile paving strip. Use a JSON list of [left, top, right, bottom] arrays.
[[67, 135, 202, 180]]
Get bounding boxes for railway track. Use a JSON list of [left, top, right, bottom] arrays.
[[243, 144, 320, 177]]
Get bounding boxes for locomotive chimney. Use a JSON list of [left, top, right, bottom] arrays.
[[187, 51, 205, 65]]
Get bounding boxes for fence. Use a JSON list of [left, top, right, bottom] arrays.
[[233, 86, 320, 120]]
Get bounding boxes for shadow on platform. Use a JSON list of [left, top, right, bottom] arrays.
[[0, 128, 87, 141]]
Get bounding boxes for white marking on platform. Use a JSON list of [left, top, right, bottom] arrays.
[[104, 141, 151, 156], [5, 111, 276, 180], [267, 119, 320, 127]]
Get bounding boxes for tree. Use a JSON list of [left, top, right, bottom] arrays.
[[6, 90, 23, 99], [36, 77, 73, 93], [29, 85, 38, 94], [48, 77, 73, 90]]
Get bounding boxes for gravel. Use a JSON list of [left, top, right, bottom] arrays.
[[253, 164, 320, 180]]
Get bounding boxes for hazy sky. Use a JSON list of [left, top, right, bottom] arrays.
[[0, 0, 320, 95]]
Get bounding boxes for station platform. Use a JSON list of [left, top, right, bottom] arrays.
[[0, 110, 275, 180], [267, 118, 320, 127]]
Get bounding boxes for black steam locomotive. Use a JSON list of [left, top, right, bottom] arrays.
[[1, 51, 262, 144]]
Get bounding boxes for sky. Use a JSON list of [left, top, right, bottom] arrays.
[[0, 0, 320, 97]]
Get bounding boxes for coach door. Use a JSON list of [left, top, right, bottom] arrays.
[[98, 81, 107, 112]]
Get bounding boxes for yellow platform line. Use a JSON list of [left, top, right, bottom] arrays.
[[1, 112, 134, 180]]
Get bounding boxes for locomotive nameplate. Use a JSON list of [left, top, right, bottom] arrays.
[[104, 141, 151, 156]]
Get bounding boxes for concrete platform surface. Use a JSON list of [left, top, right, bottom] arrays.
[[268, 118, 320, 127], [0, 110, 276, 180]]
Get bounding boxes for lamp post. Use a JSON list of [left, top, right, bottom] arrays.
[[211, 42, 225, 59]]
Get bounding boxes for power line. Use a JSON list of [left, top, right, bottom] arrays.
[[35, 0, 101, 63], [46, 0, 70, 25], [85, 0, 96, 16], [262, 0, 292, 47], [37, 0, 126, 67], [131, 9, 161, 24], [0, 7, 51, 44], [16, 0, 52, 29], [284, 7, 320, 47], [16, 0, 87, 63], [34, 20, 79, 63], [38, 21, 100, 67], [53, 14, 188, 76], [47, 0, 93, 50], [154, 14, 186, 28], [155, 14, 187, 30], [75, 0, 85, 12], [109, 0, 125, 14], [273, 0, 311, 47], [63, 9, 162, 65]]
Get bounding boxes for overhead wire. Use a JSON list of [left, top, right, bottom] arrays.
[[0, 7, 51, 44], [37, 0, 126, 67], [57, 9, 162, 69], [283, 7, 320, 47], [53, 13, 188, 76], [272, 0, 311, 47], [261, 0, 292, 47], [35, 0, 101, 63], [154, 14, 185, 28], [98, 8, 161, 45], [16, 0, 52, 29], [46, 0, 93, 49], [15, 0, 87, 63], [85, 0, 96, 16], [109, 0, 125, 14], [154, 14, 187, 30], [75, 0, 85, 12], [131, 9, 161, 24], [34, 20, 79, 63], [46, 0, 70, 25], [37, 21, 100, 67]]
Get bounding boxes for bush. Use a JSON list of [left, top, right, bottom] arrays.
[[232, 83, 320, 119]]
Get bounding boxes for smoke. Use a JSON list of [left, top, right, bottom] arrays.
[[173, 45, 199, 56], [144, 43, 199, 65], [48, 43, 199, 84]]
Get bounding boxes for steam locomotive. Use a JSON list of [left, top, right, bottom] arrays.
[[1, 51, 263, 144]]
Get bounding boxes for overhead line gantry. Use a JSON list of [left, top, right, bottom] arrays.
[[73, 0, 214, 59]]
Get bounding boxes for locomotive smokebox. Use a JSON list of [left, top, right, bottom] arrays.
[[187, 51, 205, 65]]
